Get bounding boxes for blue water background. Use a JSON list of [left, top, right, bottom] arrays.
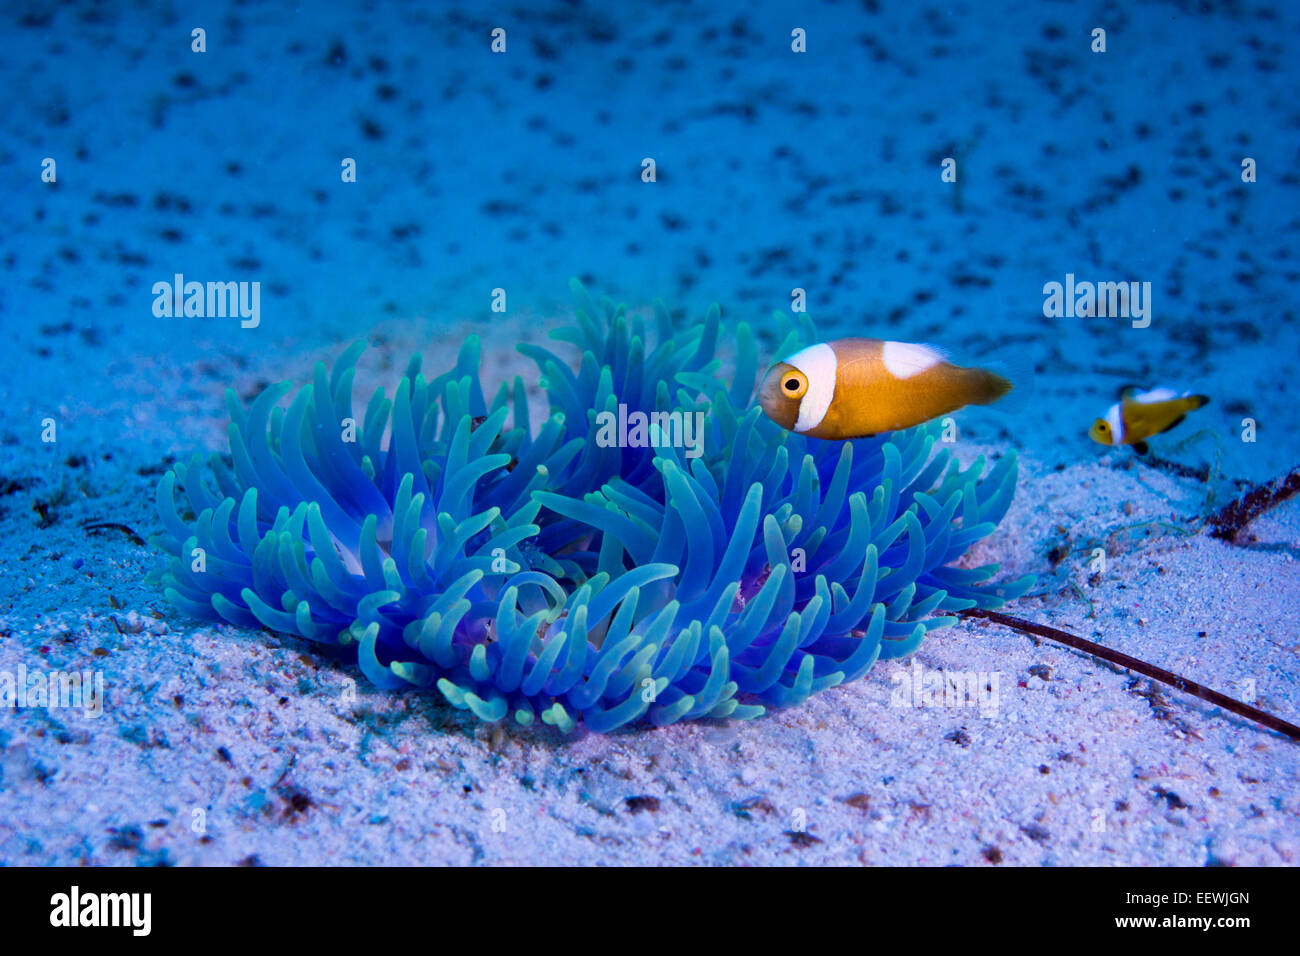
[[1, 1, 1296, 481]]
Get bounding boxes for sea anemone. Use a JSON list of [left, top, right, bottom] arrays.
[[152, 281, 1031, 732]]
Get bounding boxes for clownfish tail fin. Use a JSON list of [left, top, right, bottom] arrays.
[[976, 353, 1035, 414], [973, 368, 1013, 405]]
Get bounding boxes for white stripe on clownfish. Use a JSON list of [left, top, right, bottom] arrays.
[[1103, 402, 1124, 442], [881, 341, 944, 379], [1127, 386, 1182, 405], [784, 342, 838, 432]]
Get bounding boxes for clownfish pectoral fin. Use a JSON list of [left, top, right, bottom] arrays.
[[1133, 440, 1150, 455]]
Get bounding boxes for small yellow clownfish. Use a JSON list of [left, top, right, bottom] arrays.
[[1088, 386, 1209, 454], [757, 338, 1014, 440]]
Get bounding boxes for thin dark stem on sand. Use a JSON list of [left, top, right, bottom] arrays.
[[1205, 465, 1300, 543], [81, 521, 148, 547], [960, 608, 1300, 743]]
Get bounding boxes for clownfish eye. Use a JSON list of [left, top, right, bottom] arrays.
[[780, 371, 808, 399]]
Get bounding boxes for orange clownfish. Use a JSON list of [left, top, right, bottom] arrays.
[[757, 338, 1014, 440], [1089, 386, 1209, 454]]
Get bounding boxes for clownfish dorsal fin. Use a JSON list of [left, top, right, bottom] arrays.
[[1117, 384, 1143, 402], [914, 341, 951, 363]]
